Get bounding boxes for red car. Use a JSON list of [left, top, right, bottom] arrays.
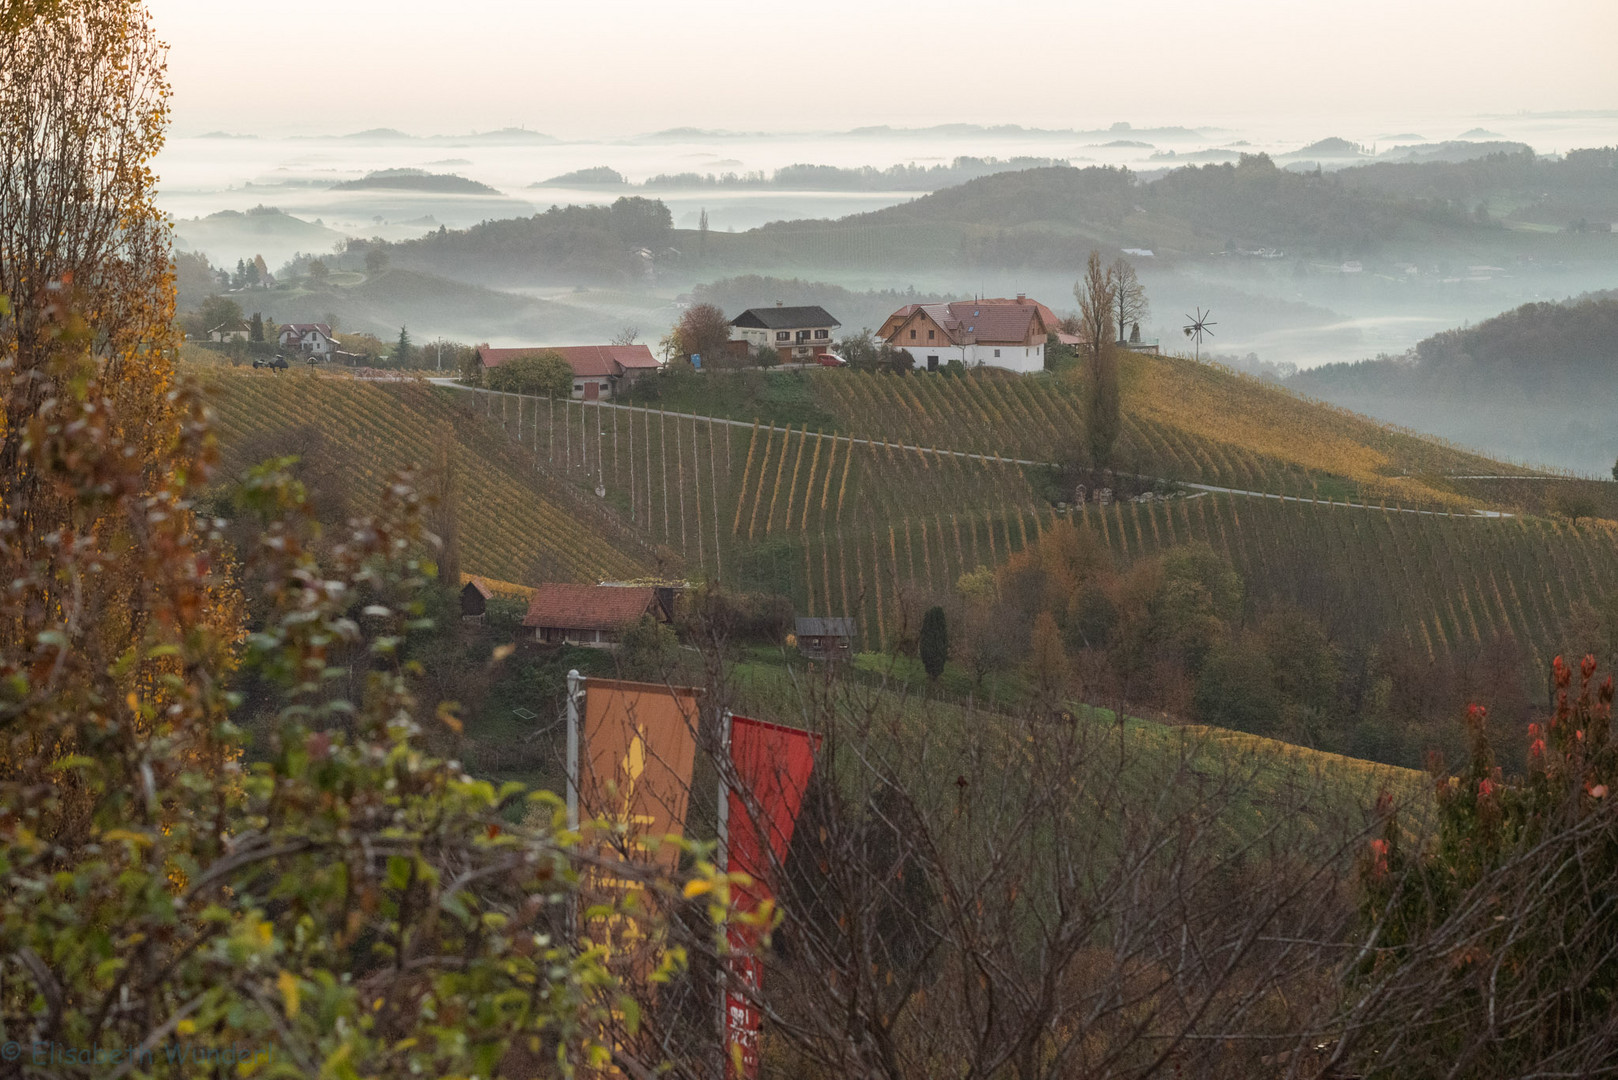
[[816, 352, 848, 367]]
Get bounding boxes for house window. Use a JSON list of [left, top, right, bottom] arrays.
[[909, 329, 917, 340], [994, 349, 1001, 358], [814, 329, 827, 339], [573, 383, 582, 392], [776, 331, 790, 342], [927, 329, 935, 341]]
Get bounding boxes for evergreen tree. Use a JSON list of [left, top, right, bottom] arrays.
[[249, 311, 263, 341], [920, 605, 949, 681], [395, 325, 412, 367]]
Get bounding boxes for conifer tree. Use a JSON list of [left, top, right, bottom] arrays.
[[920, 605, 949, 680]]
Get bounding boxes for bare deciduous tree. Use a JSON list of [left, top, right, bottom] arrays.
[[1108, 257, 1150, 344]]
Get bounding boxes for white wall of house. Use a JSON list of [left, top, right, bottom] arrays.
[[904, 341, 1044, 374]]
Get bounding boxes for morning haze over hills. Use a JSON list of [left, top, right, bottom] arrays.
[[13, 0, 1618, 1073]]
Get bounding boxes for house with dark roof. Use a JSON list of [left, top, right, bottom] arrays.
[[878, 294, 1054, 373], [729, 303, 841, 363], [277, 323, 337, 359], [208, 319, 251, 343], [522, 583, 666, 647], [794, 617, 857, 662], [475, 344, 659, 400]]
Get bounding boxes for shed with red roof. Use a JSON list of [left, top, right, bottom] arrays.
[[475, 344, 659, 400], [522, 583, 664, 647]]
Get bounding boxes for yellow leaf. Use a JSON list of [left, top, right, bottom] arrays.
[[101, 829, 153, 848], [277, 970, 300, 1018], [176, 1019, 196, 1036], [682, 879, 713, 899]]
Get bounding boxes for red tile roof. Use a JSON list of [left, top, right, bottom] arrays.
[[522, 583, 657, 631], [478, 344, 659, 379], [879, 297, 1055, 348]]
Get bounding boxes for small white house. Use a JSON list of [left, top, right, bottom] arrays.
[[277, 323, 337, 359], [208, 319, 251, 343], [729, 304, 841, 362]]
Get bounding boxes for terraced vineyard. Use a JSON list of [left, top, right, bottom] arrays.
[[807, 356, 1534, 509], [1067, 492, 1618, 668], [465, 380, 1617, 662], [206, 365, 1616, 668], [206, 371, 656, 585]]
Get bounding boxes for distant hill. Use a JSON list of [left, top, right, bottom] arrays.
[[1280, 137, 1371, 160], [333, 169, 503, 195], [1376, 140, 1533, 164], [376, 196, 674, 287], [267, 267, 619, 343], [1289, 295, 1618, 472], [1331, 146, 1618, 227], [171, 206, 348, 271], [534, 166, 628, 187], [697, 155, 1490, 270]]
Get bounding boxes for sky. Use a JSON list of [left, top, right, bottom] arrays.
[[148, 0, 1618, 138]]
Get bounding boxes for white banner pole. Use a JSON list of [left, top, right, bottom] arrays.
[[565, 669, 582, 831]]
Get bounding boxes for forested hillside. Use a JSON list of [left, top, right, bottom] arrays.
[[1290, 293, 1618, 471]]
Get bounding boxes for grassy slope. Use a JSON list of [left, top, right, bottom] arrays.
[[204, 369, 655, 584]]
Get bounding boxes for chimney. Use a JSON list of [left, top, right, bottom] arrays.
[[1016, 292, 1027, 303]]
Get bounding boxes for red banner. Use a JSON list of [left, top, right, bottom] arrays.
[[724, 716, 819, 1080]]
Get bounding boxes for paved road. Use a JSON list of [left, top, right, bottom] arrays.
[[431, 379, 1513, 518]]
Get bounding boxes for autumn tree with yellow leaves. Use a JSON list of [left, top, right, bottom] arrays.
[[0, 5, 734, 1077]]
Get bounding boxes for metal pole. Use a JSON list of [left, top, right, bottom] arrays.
[[566, 669, 582, 830], [715, 709, 734, 1080]]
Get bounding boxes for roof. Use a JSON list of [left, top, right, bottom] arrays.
[[730, 306, 841, 331], [462, 578, 494, 599], [522, 583, 657, 631], [795, 616, 857, 638], [280, 323, 334, 338], [210, 320, 250, 333], [477, 344, 659, 379], [880, 299, 1050, 347]]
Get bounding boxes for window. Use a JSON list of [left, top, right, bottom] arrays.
[[814, 329, 827, 339], [776, 331, 790, 342], [909, 329, 917, 340], [573, 384, 582, 392], [994, 349, 1001, 358], [927, 329, 935, 341]]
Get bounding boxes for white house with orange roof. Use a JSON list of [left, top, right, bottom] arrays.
[[877, 293, 1054, 374]]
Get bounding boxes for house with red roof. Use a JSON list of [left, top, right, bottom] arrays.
[[278, 322, 337, 359], [521, 583, 668, 647], [475, 344, 660, 400], [877, 294, 1056, 374]]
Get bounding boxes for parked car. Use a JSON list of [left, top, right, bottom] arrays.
[[252, 356, 289, 370], [816, 352, 849, 367]]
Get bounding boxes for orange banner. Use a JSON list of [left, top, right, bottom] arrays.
[[580, 677, 701, 870]]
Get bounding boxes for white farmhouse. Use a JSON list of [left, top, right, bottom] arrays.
[[877, 294, 1054, 374], [277, 322, 338, 359], [729, 304, 841, 363]]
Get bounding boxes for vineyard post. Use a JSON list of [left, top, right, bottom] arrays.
[[689, 414, 703, 571], [596, 404, 604, 493], [564, 398, 571, 471], [612, 408, 619, 484], [628, 407, 636, 522], [676, 409, 688, 553], [660, 408, 670, 541], [708, 419, 723, 581], [516, 395, 523, 443]]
